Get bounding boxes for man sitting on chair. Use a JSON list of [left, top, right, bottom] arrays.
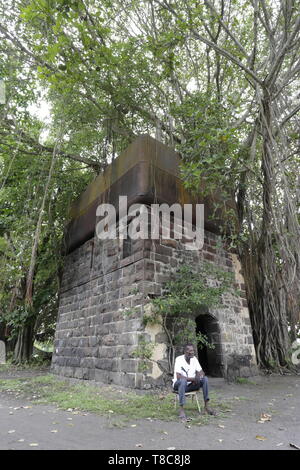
[[173, 344, 215, 420]]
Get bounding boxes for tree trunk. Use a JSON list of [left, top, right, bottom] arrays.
[[0, 322, 5, 342], [241, 248, 291, 369], [239, 94, 292, 369], [0, 323, 16, 353], [13, 323, 35, 363]]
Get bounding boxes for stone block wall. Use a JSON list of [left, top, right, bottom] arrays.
[[52, 226, 258, 388]]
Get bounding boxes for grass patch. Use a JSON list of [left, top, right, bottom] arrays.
[[0, 374, 232, 424], [235, 377, 255, 385], [0, 359, 50, 373]]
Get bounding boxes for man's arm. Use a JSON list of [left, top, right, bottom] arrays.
[[195, 358, 205, 379], [176, 372, 199, 382], [195, 370, 205, 380], [176, 364, 197, 382]]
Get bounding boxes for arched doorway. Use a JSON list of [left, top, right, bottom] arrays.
[[196, 314, 224, 377]]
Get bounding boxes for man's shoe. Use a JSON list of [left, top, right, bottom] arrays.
[[204, 407, 217, 416]]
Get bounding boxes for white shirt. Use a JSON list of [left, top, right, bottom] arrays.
[[172, 355, 202, 386]]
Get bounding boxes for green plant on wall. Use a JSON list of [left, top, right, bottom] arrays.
[[131, 336, 155, 373], [138, 263, 235, 376]]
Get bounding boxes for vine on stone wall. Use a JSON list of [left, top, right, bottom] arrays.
[[133, 263, 236, 376]]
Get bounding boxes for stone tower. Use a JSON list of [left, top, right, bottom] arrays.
[[51, 135, 258, 387]]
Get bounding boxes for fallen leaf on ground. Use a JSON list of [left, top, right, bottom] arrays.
[[108, 410, 114, 414], [257, 413, 272, 424], [131, 425, 137, 428], [29, 443, 39, 447], [8, 430, 15, 434], [163, 431, 168, 435], [256, 435, 267, 441], [17, 439, 25, 442], [276, 443, 284, 447], [50, 430, 58, 433], [135, 443, 143, 447], [218, 424, 225, 429], [218, 439, 223, 442], [167, 447, 176, 450]]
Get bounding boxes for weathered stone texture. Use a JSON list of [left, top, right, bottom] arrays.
[[52, 228, 257, 387]]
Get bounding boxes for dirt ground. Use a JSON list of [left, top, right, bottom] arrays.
[[0, 368, 299, 451]]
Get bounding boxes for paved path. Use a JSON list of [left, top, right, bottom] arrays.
[[0, 374, 299, 450]]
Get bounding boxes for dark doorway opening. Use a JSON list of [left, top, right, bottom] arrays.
[[196, 314, 223, 377]]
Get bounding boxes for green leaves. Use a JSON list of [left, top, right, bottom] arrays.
[[136, 263, 234, 374], [1, 0, 299, 367], [131, 337, 155, 372], [148, 263, 233, 341]]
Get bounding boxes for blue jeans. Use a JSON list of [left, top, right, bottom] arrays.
[[173, 377, 209, 406]]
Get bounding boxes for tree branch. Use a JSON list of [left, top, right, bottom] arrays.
[[204, 0, 251, 62], [264, 14, 300, 87], [279, 103, 300, 129], [153, 0, 264, 87], [0, 125, 104, 170]]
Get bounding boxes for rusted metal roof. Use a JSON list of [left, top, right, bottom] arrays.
[[64, 134, 234, 253]]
